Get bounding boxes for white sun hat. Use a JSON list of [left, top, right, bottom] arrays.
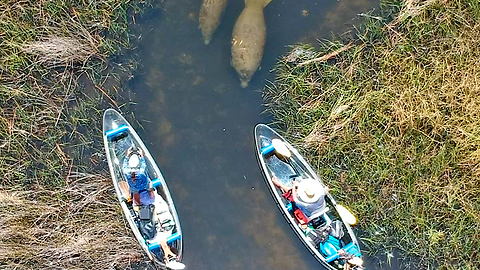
[[128, 154, 140, 168], [297, 178, 324, 203]]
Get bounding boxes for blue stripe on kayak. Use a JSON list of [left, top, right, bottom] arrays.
[[261, 144, 275, 156], [151, 178, 162, 188], [167, 232, 181, 244], [325, 253, 338, 263], [105, 125, 129, 139], [343, 242, 361, 257], [286, 203, 292, 212], [148, 241, 160, 251], [147, 233, 181, 251], [148, 242, 159, 251], [324, 242, 361, 263]]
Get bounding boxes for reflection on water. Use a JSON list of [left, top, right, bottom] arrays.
[[229, 185, 307, 269], [115, 0, 405, 269]]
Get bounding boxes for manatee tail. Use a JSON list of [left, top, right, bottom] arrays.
[[262, 0, 274, 8], [245, 0, 274, 8]]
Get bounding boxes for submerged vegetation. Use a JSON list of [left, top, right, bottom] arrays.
[[265, 0, 480, 269], [0, 0, 146, 268]]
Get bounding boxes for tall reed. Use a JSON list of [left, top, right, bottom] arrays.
[[265, 0, 480, 268], [1, 0, 147, 268]]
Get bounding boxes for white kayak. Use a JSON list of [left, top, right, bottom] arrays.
[[254, 123, 364, 270], [103, 109, 184, 269]]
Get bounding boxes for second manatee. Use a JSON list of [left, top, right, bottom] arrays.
[[199, 0, 228, 45], [231, 0, 273, 88]]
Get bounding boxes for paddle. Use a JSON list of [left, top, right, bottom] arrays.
[[267, 139, 313, 186], [270, 138, 292, 159], [336, 204, 358, 226], [267, 139, 303, 180]]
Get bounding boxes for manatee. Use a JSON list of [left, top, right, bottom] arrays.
[[199, 0, 228, 45], [231, 0, 273, 88]]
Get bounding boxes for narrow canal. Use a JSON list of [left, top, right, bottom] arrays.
[[117, 0, 402, 269]]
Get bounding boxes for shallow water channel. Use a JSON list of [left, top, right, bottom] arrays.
[[118, 0, 402, 269]]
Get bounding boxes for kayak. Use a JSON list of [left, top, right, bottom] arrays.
[[103, 109, 184, 269], [254, 124, 364, 270]]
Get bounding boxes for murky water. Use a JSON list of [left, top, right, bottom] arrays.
[[118, 0, 404, 269]]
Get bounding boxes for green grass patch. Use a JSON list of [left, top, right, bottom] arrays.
[[0, 0, 142, 76], [265, 0, 480, 268], [0, 0, 147, 268]]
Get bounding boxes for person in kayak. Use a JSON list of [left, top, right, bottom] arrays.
[[123, 146, 155, 205], [271, 176, 327, 222], [123, 148, 180, 265], [294, 178, 326, 218]]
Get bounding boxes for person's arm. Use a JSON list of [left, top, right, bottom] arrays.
[[122, 157, 129, 174], [291, 179, 299, 200], [160, 239, 176, 259], [126, 147, 133, 157], [140, 156, 147, 171], [271, 176, 292, 193]]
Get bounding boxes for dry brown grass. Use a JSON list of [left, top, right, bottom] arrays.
[[0, 173, 143, 269], [1, 0, 148, 269], [22, 36, 99, 66], [265, 0, 480, 268]]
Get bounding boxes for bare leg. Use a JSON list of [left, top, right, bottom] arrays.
[[148, 189, 155, 199], [271, 176, 292, 193], [118, 181, 132, 203], [133, 192, 141, 205], [160, 239, 176, 259]]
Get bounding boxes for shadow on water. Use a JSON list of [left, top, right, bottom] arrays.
[[117, 0, 403, 269]]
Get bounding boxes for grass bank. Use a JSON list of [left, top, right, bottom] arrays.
[[265, 0, 480, 269], [0, 0, 147, 268]]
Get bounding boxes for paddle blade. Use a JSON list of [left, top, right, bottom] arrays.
[[337, 204, 358, 226], [166, 261, 186, 270], [271, 139, 291, 158]]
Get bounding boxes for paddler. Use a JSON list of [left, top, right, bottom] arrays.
[[122, 146, 155, 206]]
